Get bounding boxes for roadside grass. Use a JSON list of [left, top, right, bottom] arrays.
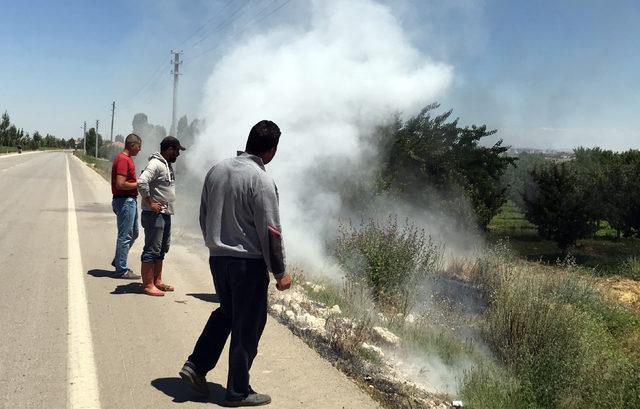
[[459, 362, 525, 409], [357, 345, 384, 366], [488, 201, 640, 279], [393, 324, 476, 367], [301, 280, 346, 310], [0, 146, 18, 154], [293, 220, 640, 408], [621, 256, 640, 280], [461, 248, 640, 409], [1, 146, 65, 155], [73, 151, 111, 181]]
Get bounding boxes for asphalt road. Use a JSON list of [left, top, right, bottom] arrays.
[[0, 152, 380, 409]]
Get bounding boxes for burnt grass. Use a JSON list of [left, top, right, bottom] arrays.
[[269, 312, 450, 409]]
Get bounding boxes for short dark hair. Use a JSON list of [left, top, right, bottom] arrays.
[[245, 120, 281, 154], [125, 133, 141, 148]]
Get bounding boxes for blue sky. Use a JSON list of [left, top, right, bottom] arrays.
[[1, 0, 638, 150]]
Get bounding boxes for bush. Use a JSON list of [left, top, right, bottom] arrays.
[[460, 362, 526, 409], [335, 216, 442, 314], [464, 248, 640, 409], [622, 257, 640, 280], [326, 315, 372, 357]]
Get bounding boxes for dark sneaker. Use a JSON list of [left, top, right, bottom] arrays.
[[119, 269, 140, 280], [223, 392, 271, 407], [179, 361, 209, 397]]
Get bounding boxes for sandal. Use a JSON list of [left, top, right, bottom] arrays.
[[156, 283, 174, 292]]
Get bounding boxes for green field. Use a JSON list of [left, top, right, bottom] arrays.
[[488, 201, 640, 279]]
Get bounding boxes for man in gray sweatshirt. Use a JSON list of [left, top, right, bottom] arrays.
[[179, 120, 291, 407], [137, 136, 185, 296]]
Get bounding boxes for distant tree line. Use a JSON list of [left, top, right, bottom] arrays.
[[0, 111, 74, 150], [504, 148, 640, 250], [314, 103, 638, 253]]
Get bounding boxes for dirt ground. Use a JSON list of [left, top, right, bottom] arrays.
[[598, 276, 640, 314]]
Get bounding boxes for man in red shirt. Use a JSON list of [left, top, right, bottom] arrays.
[[111, 133, 142, 279]]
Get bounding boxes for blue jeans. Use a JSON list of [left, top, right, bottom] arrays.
[[140, 210, 171, 263], [112, 197, 139, 274]]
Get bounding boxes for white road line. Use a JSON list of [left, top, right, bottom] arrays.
[[66, 154, 101, 409]]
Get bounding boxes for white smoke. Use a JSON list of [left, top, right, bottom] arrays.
[[190, 0, 453, 273]]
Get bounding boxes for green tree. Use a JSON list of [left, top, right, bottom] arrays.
[[501, 152, 548, 210], [602, 150, 640, 238], [377, 104, 514, 229], [85, 128, 104, 157], [523, 162, 597, 251], [32, 131, 42, 149], [572, 147, 617, 227], [6, 125, 18, 147], [20, 134, 31, 150], [43, 133, 57, 148], [176, 115, 200, 147], [0, 111, 10, 146]]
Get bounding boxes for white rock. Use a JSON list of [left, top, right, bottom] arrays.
[[285, 310, 295, 321], [311, 284, 325, 293], [277, 291, 305, 305], [328, 305, 342, 315], [289, 301, 303, 314], [361, 342, 385, 358], [371, 326, 400, 347], [296, 313, 326, 335], [405, 314, 416, 324], [270, 304, 285, 314]]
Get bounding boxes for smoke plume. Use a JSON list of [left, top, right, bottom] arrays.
[[189, 0, 454, 272]]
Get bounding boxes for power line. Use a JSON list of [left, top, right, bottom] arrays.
[[122, 61, 171, 107], [188, 0, 258, 50], [117, 0, 292, 131], [141, 75, 172, 106], [190, 0, 293, 62], [178, 0, 236, 48], [110, 101, 115, 142]]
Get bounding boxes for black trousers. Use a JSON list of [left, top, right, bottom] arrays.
[[188, 256, 269, 400]]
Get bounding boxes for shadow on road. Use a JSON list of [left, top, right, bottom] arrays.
[[88, 269, 119, 278], [187, 293, 220, 303], [151, 377, 226, 405], [111, 283, 143, 295]]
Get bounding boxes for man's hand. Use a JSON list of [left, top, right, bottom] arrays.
[[146, 197, 164, 213], [275, 274, 292, 291]]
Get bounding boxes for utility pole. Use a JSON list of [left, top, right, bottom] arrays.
[[80, 126, 84, 150], [170, 50, 182, 136], [110, 101, 115, 142], [95, 120, 99, 158], [83, 121, 87, 154]]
